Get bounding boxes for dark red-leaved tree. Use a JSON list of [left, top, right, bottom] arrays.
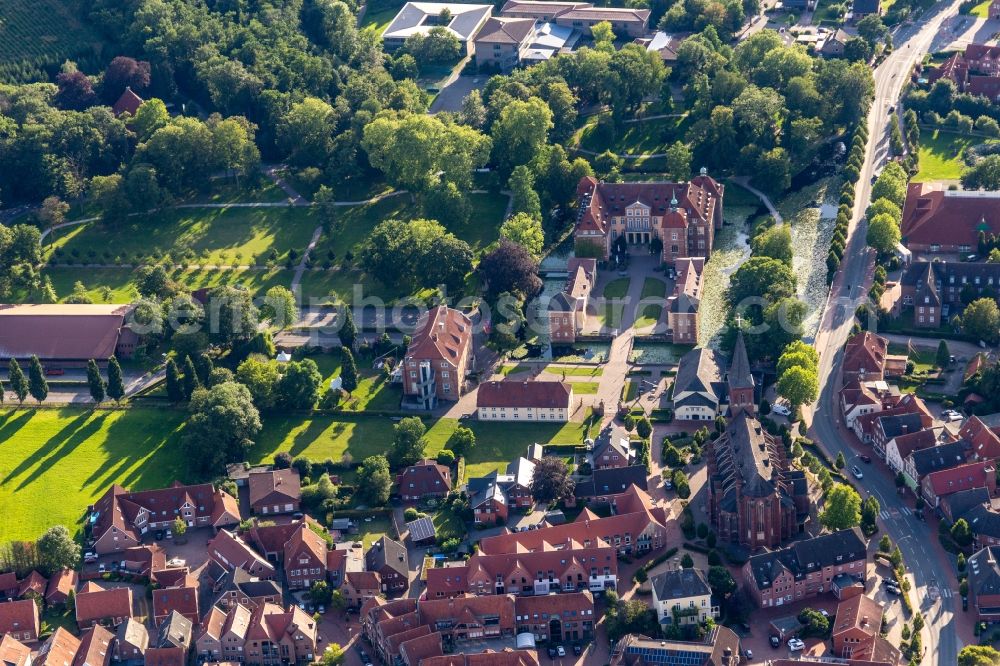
[[101, 56, 151, 102], [478, 240, 542, 301], [55, 70, 97, 110]]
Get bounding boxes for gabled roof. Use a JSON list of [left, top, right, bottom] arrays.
[[574, 176, 721, 236], [476, 380, 572, 409], [36, 627, 81, 666], [283, 523, 328, 565], [406, 306, 473, 365], [747, 528, 867, 589], [396, 459, 452, 496], [592, 424, 632, 461], [72, 626, 113, 666], [909, 440, 969, 476], [889, 427, 946, 460], [0, 304, 135, 361], [116, 617, 149, 652], [924, 460, 994, 498], [383, 2, 493, 42], [156, 610, 193, 649], [833, 594, 882, 639], [575, 468, 648, 498], [901, 182, 1000, 249], [208, 529, 274, 575], [75, 583, 132, 625], [0, 635, 30, 666], [18, 570, 47, 598], [674, 347, 727, 405], [843, 332, 888, 376], [112, 87, 144, 117], [366, 536, 408, 578], [46, 568, 78, 603]]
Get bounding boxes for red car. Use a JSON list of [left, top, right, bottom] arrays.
[[859, 454, 872, 464], [45, 368, 65, 376]]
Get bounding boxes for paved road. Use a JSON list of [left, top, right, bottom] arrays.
[[806, 3, 966, 665]]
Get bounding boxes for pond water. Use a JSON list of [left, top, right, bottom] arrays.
[[553, 343, 610, 364], [629, 342, 688, 365], [698, 206, 755, 348]]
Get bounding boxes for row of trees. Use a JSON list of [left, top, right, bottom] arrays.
[[0, 356, 119, 405]]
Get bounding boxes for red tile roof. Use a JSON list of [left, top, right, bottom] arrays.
[[283, 523, 328, 567], [208, 529, 275, 576], [46, 568, 78, 604], [396, 459, 452, 497], [75, 584, 132, 626], [833, 594, 882, 641], [144, 647, 185, 666], [476, 380, 573, 409], [0, 304, 135, 361], [901, 182, 1000, 249], [248, 469, 301, 507], [961, 415, 1000, 460], [843, 332, 888, 377], [854, 394, 932, 438], [153, 582, 200, 624], [421, 649, 540, 666], [574, 176, 721, 235], [891, 428, 945, 460], [406, 307, 472, 365], [0, 572, 17, 594], [399, 631, 444, 664], [0, 634, 31, 666], [72, 626, 113, 666], [112, 87, 144, 117], [924, 460, 995, 498], [36, 627, 81, 666], [0, 599, 38, 639], [18, 570, 47, 598]]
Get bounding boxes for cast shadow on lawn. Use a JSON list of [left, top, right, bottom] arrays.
[[2, 409, 92, 486], [16, 412, 112, 491], [0, 410, 35, 447], [86, 410, 187, 492]]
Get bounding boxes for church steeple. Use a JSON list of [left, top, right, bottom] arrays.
[[727, 327, 755, 416]]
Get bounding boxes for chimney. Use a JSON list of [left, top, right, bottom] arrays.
[[862, 615, 869, 626]]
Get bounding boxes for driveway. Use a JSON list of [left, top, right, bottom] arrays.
[[429, 75, 486, 114]]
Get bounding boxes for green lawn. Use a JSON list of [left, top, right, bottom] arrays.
[[599, 278, 630, 329], [48, 207, 321, 266], [186, 179, 290, 205], [914, 129, 997, 182], [306, 353, 403, 412], [355, 517, 393, 547], [360, 0, 404, 33], [498, 364, 533, 376], [571, 382, 600, 394], [968, 0, 992, 16], [636, 277, 666, 328], [425, 417, 591, 479], [545, 366, 603, 377], [0, 408, 188, 542], [577, 116, 678, 155]]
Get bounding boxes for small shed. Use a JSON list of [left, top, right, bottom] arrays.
[[545, 510, 566, 525], [769, 616, 803, 641], [406, 516, 436, 545], [831, 573, 864, 600], [330, 518, 352, 533]]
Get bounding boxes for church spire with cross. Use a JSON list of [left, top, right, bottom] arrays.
[[727, 319, 755, 415]]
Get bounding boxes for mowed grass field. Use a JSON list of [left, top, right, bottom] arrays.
[[0, 0, 106, 83], [1, 404, 591, 540], [914, 129, 998, 182], [0, 408, 188, 542]]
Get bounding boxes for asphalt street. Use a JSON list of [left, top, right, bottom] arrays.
[[806, 3, 966, 665]]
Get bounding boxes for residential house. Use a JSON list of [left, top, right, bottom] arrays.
[[45, 568, 78, 607], [500, 0, 651, 37], [152, 575, 200, 626], [942, 487, 993, 524], [473, 16, 536, 71], [0, 304, 139, 367], [895, 261, 1000, 327], [573, 173, 724, 262], [832, 595, 899, 662], [922, 459, 997, 508], [208, 566, 282, 610], [114, 617, 149, 664], [610, 629, 742, 666], [966, 545, 1000, 620], [742, 528, 868, 608], [366, 536, 409, 596], [156, 611, 193, 652], [839, 380, 887, 429], [396, 459, 453, 502], [195, 607, 226, 661], [667, 257, 704, 344], [672, 347, 728, 421], [399, 631, 444, 665], [119, 544, 167, 577], [89, 482, 241, 554], [591, 424, 633, 470], [872, 412, 929, 459], [706, 413, 808, 550], [343, 571, 381, 609], [382, 3, 493, 54], [903, 439, 969, 490], [284, 523, 328, 591], [651, 568, 718, 626], [73, 626, 114, 666], [0, 635, 31, 666], [852, 393, 932, 444], [0, 599, 39, 643], [851, 0, 881, 19], [572, 467, 649, 505], [842, 332, 902, 381], [34, 628, 80, 666], [514, 591, 595, 642], [900, 182, 1000, 255], [467, 456, 536, 522], [928, 44, 1000, 101], [243, 603, 318, 665], [476, 380, 574, 422], [143, 648, 184, 666], [0, 573, 17, 598], [327, 542, 364, 589], [547, 258, 597, 345], [820, 28, 851, 57], [244, 520, 306, 562], [17, 571, 46, 599], [112, 88, 144, 117], [402, 306, 474, 409], [248, 469, 301, 515], [885, 426, 950, 476], [75, 582, 132, 629], [961, 414, 1000, 461], [207, 529, 276, 579], [955, 498, 1000, 548], [636, 31, 683, 63], [421, 650, 541, 666]]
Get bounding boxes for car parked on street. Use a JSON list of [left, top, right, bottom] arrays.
[[556, 646, 566, 657], [852, 465, 864, 479]]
